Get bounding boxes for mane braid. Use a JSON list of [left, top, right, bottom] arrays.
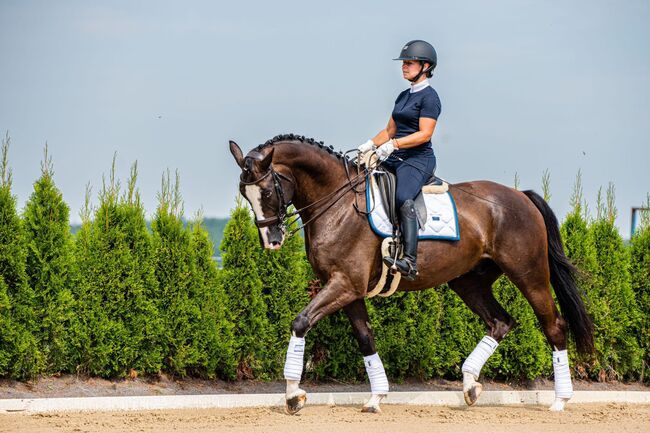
[[252, 133, 355, 166]]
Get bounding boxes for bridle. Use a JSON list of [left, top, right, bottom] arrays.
[[239, 156, 370, 238], [239, 168, 293, 229]]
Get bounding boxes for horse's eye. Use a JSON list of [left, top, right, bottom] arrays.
[[263, 190, 272, 198]]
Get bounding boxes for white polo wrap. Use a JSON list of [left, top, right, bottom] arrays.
[[552, 349, 574, 399], [283, 336, 305, 381], [462, 335, 499, 378], [364, 353, 389, 394]]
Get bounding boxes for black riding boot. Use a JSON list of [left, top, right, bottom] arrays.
[[383, 200, 419, 281]]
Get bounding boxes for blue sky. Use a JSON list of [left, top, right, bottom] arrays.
[[1, 0, 648, 235]]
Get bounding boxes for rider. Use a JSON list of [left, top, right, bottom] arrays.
[[358, 40, 441, 281]]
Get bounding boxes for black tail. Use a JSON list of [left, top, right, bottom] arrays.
[[523, 190, 594, 355]]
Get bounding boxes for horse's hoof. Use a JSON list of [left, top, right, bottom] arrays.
[[285, 390, 307, 415], [361, 405, 382, 414], [362, 393, 386, 413], [549, 397, 568, 411], [463, 382, 482, 406]]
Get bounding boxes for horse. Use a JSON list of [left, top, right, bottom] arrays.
[[229, 134, 594, 415]]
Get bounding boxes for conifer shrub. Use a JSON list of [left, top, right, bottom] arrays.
[[586, 185, 642, 379], [257, 215, 310, 378], [22, 145, 82, 373], [219, 197, 269, 379], [560, 171, 598, 376], [151, 170, 203, 376], [629, 195, 650, 381], [188, 214, 237, 379], [0, 132, 43, 378], [74, 158, 163, 377]]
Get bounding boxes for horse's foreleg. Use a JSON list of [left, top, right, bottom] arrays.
[[343, 299, 388, 414], [283, 273, 359, 415]]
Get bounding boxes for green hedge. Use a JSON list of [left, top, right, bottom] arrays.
[[0, 137, 648, 382]]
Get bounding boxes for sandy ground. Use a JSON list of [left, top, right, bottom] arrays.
[[1, 403, 649, 433]]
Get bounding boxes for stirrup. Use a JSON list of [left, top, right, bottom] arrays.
[[383, 256, 418, 281]]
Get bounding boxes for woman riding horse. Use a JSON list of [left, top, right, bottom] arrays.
[[358, 40, 440, 281]]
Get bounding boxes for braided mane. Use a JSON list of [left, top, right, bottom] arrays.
[[252, 133, 355, 165]]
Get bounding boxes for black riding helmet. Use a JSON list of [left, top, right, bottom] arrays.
[[394, 40, 437, 82]]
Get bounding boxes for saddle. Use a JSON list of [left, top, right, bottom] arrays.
[[372, 168, 449, 230]]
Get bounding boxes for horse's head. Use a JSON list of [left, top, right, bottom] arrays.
[[230, 140, 295, 250]]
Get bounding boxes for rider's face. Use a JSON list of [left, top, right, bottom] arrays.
[[402, 60, 428, 82]]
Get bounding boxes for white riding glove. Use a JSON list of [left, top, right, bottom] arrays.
[[357, 139, 376, 154], [375, 139, 396, 160]]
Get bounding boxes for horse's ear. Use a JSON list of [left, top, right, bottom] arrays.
[[229, 140, 245, 168], [260, 147, 274, 171]]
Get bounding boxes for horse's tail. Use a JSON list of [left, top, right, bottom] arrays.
[[522, 190, 595, 355]]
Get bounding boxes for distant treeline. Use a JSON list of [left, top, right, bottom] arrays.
[[0, 134, 648, 383]]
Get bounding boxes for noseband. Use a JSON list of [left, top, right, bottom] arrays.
[[239, 167, 294, 229]]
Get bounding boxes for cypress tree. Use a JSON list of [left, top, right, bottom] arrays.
[[188, 212, 237, 379], [560, 171, 598, 376], [219, 197, 269, 379], [0, 276, 16, 375], [257, 215, 310, 378], [151, 169, 194, 375], [629, 194, 650, 381], [152, 169, 211, 376], [22, 144, 81, 372], [0, 132, 43, 378], [75, 158, 162, 377], [587, 184, 642, 379], [72, 183, 95, 374]]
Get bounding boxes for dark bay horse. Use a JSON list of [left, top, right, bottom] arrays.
[[229, 134, 593, 414]]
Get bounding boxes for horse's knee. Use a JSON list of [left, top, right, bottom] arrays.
[[291, 314, 310, 338]]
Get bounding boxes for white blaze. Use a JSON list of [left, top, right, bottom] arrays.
[[244, 185, 271, 246]]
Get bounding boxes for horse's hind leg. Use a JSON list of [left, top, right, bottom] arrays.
[[342, 298, 389, 413], [449, 263, 515, 406], [498, 255, 573, 411]]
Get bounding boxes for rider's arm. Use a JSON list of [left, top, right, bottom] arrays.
[[392, 117, 437, 149], [370, 117, 397, 145]]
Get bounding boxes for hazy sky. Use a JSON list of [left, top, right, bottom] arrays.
[[1, 0, 648, 236]]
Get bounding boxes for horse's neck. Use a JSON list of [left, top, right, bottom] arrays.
[[274, 142, 356, 224]]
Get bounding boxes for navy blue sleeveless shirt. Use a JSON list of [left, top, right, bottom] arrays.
[[391, 85, 441, 158]]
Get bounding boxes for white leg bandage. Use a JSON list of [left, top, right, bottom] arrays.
[[284, 336, 305, 381], [364, 353, 389, 394], [462, 335, 499, 378], [552, 349, 573, 399]]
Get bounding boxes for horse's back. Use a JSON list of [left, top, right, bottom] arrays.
[[449, 179, 548, 264]]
